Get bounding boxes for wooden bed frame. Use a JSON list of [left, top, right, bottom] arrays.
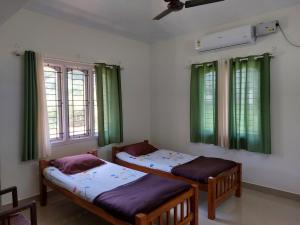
[[39, 151, 199, 225], [112, 141, 242, 220]]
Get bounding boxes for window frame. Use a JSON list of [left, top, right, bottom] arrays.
[[44, 59, 98, 146]]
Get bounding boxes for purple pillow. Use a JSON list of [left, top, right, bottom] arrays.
[[51, 154, 105, 174], [124, 142, 158, 157]]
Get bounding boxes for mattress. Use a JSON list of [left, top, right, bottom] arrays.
[[116, 149, 198, 173], [43, 161, 146, 202]]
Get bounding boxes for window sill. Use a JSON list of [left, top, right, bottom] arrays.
[[51, 136, 98, 147]]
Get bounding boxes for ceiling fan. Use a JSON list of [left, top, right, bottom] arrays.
[[153, 0, 225, 20]]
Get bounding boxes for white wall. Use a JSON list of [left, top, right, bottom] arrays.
[[0, 9, 151, 202], [150, 5, 300, 195], [1, 3, 300, 204]]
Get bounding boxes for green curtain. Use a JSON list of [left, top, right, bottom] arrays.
[[229, 53, 271, 154], [190, 61, 218, 144], [22, 51, 38, 161], [95, 63, 123, 147]]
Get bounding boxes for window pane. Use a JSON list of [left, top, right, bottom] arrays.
[[190, 62, 217, 145], [198, 64, 217, 144], [44, 66, 63, 141], [93, 73, 98, 134], [67, 68, 89, 138], [203, 70, 216, 134], [235, 64, 260, 136], [103, 72, 109, 136]]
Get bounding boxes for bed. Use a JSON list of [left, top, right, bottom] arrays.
[[39, 151, 199, 225], [112, 141, 242, 220]]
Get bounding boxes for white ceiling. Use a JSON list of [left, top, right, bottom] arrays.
[[25, 0, 300, 42], [0, 0, 31, 26]]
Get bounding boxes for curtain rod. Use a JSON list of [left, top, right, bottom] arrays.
[[45, 57, 98, 66], [194, 63, 215, 68], [192, 54, 274, 67], [45, 57, 123, 69], [238, 54, 274, 61], [13, 52, 123, 69]]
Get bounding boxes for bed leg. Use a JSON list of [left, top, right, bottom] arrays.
[[135, 214, 147, 225], [208, 177, 216, 220], [235, 163, 242, 198], [112, 147, 117, 163], [40, 179, 47, 206], [191, 184, 199, 225], [39, 161, 47, 206]]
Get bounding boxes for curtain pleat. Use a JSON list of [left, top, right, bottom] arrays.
[[229, 53, 271, 154], [260, 54, 271, 154], [36, 54, 52, 158], [95, 64, 106, 146], [218, 59, 230, 148], [22, 51, 38, 161], [95, 64, 123, 147]]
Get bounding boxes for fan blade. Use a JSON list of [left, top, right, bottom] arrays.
[[185, 0, 224, 8], [153, 8, 174, 20]]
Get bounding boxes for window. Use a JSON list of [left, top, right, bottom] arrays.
[[190, 61, 218, 145], [229, 54, 271, 154], [202, 67, 217, 135], [44, 61, 97, 144], [231, 61, 259, 137], [190, 53, 271, 154]]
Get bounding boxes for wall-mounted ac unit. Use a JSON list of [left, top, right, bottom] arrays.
[[196, 25, 256, 53]]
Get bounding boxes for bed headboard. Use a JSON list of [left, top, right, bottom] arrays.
[[111, 140, 149, 163]]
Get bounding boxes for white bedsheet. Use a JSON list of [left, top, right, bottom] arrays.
[[116, 149, 198, 173], [43, 161, 146, 202]]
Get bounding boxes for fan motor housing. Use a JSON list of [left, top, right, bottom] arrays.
[[168, 0, 184, 10]]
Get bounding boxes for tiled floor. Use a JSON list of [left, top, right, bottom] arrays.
[[31, 188, 300, 225]]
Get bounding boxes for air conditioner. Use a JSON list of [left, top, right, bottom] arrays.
[[196, 25, 256, 53]]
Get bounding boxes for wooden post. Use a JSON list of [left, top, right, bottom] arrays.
[[135, 214, 147, 225], [39, 160, 48, 206], [191, 184, 199, 225], [235, 163, 242, 198], [112, 147, 118, 163], [87, 150, 98, 157], [30, 202, 38, 225], [208, 177, 216, 220], [12, 186, 18, 208]]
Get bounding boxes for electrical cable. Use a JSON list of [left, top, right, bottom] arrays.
[[277, 23, 300, 48]]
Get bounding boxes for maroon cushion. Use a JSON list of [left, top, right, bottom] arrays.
[[51, 154, 105, 174], [124, 142, 158, 157]]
